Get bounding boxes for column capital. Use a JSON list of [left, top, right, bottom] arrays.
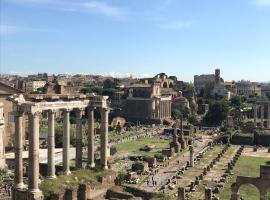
[[101, 107, 110, 112], [87, 106, 95, 112], [48, 109, 57, 114], [62, 108, 72, 113], [14, 110, 24, 117], [27, 111, 41, 117]]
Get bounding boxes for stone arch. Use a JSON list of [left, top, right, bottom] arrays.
[[231, 180, 262, 200], [169, 82, 173, 88], [238, 183, 260, 199], [163, 82, 168, 88]]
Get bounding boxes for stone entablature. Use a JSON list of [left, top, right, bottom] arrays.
[[8, 94, 110, 200]]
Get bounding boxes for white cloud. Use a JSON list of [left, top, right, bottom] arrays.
[[7, 0, 124, 18], [157, 21, 193, 30], [0, 24, 57, 35], [254, 0, 270, 6], [83, 1, 123, 17], [0, 25, 18, 34]]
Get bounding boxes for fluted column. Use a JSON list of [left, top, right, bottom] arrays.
[[254, 104, 257, 127], [28, 111, 43, 199], [14, 111, 25, 189], [267, 103, 270, 128], [63, 109, 71, 175], [87, 107, 95, 168], [47, 110, 56, 179], [261, 104, 264, 128], [75, 108, 83, 169], [100, 107, 109, 169]]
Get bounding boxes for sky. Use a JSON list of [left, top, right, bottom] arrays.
[[0, 0, 270, 82]]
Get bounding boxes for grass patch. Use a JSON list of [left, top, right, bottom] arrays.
[[218, 156, 269, 200], [115, 137, 170, 157], [40, 168, 112, 198]]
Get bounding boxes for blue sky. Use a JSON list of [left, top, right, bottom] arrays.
[[0, 0, 270, 82]]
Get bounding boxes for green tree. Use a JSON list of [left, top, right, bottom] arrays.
[[230, 96, 242, 108], [188, 115, 198, 125], [203, 99, 230, 125], [171, 109, 182, 120]]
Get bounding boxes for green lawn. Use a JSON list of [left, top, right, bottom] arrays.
[[218, 156, 269, 200], [40, 168, 112, 198], [114, 137, 170, 157]]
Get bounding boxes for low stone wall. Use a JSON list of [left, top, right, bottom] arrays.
[[231, 134, 254, 145], [231, 133, 270, 146], [254, 134, 270, 146], [124, 186, 155, 200], [47, 171, 117, 200], [106, 188, 135, 199]]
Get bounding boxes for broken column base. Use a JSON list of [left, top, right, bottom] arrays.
[[28, 189, 44, 200], [12, 188, 28, 200]]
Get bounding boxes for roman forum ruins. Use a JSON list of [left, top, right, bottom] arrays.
[[253, 98, 270, 128], [8, 94, 110, 200]]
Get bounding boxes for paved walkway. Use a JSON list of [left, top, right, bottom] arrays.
[[139, 135, 213, 192]]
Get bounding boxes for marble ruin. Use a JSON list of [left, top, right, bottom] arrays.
[[8, 94, 110, 200], [231, 165, 270, 200], [253, 97, 270, 128]]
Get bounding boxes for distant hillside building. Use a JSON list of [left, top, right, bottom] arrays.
[[0, 82, 24, 148], [24, 80, 47, 93], [123, 82, 172, 124], [236, 81, 261, 97], [194, 69, 224, 90], [194, 69, 230, 99]]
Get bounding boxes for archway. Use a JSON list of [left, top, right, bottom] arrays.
[[238, 184, 260, 200], [163, 82, 168, 88], [169, 82, 173, 88]]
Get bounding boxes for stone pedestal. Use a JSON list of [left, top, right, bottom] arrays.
[[205, 188, 212, 200], [28, 190, 44, 200], [87, 108, 95, 168], [178, 187, 185, 200], [189, 146, 194, 167]]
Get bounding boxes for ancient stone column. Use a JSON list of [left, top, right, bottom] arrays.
[[87, 107, 95, 168], [100, 107, 109, 169], [28, 112, 43, 199], [63, 109, 71, 175], [47, 110, 56, 179], [254, 104, 257, 126], [75, 108, 83, 169], [14, 111, 25, 189], [178, 187, 185, 200], [0, 103, 5, 170], [261, 104, 264, 128], [267, 103, 270, 129], [189, 146, 194, 167]]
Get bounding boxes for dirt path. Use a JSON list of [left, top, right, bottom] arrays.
[[188, 145, 239, 200], [138, 135, 213, 192]]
